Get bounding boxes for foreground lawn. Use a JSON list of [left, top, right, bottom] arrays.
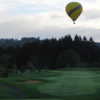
[[1, 69, 100, 99]]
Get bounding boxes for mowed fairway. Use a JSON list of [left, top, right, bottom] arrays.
[[1, 69, 100, 100]]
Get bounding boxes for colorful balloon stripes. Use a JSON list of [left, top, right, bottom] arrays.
[[65, 2, 83, 24]]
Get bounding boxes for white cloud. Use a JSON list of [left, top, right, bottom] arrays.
[[0, 0, 99, 41]]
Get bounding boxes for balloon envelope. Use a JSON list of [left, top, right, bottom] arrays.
[[65, 2, 83, 24]]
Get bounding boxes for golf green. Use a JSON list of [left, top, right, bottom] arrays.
[[38, 70, 100, 97], [1, 69, 100, 99]]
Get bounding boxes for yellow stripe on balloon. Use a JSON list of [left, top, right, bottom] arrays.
[[66, 2, 80, 12], [65, 2, 83, 23], [70, 7, 82, 21]]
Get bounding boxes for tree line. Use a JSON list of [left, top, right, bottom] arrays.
[[0, 35, 100, 77]]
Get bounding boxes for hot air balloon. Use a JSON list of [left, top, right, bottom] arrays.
[[65, 2, 83, 24]]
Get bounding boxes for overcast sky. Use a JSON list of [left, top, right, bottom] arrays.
[[0, 0, 100, 41]]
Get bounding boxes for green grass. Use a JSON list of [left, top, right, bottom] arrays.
[[1, 69, 100, 99]]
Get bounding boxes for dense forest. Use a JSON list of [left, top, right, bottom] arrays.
[[0, 35, 100, 77]]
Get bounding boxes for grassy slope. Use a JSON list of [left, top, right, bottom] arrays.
[[0, 69, 100, 99]]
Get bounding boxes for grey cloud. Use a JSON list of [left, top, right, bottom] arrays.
[[0, 0, 99, 41], [0, 20, 99, 42], [84, 9, 100, 20], [50, 13, 64, 19], [28, 26, 100, 42]]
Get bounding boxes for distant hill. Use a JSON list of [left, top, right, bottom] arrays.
[[96, 42, 100, 47], [0, 37, 99, 48], [0, 37, 40, 48]]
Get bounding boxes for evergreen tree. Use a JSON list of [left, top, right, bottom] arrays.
[[83, 36, 87, 41]]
